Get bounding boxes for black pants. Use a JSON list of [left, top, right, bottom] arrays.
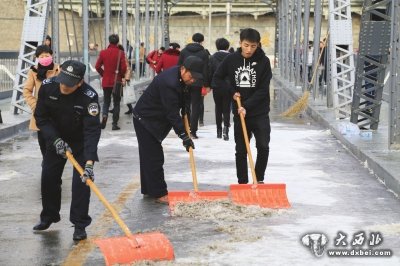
[[102, 86, 122, 126], [189, 86, 202, 134], [213, 92, 231, 130], [199, 96, 204, 123], [37, 131, 47, 157], [234, 115, 271, 184], [40, 142, 91, 228], [133, 117, 168, 198]]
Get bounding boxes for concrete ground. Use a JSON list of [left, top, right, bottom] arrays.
[[0, 81, 400, 265]]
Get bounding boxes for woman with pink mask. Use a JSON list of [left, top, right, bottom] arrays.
[[23, 44, 60, 157]]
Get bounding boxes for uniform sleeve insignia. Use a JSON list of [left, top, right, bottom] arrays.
[[87, 102, 99, 116], [42, 78, 52, 85], [83, 89, 96, 98]]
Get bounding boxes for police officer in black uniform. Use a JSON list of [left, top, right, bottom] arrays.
[[132, 56, 203, 202], [33, 60, 101, 241]]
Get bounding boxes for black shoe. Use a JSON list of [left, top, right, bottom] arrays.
[[112, 125, 120, 130], [217, 129, 222, 139], [124, 110, 133, 115], [190, 132, 198, 139], [109, 109, 114, 114], [73, 227, 87, 241], [223, 127, 229, 141], [101, 116, 108, 129], [33, 220, 53, 231]]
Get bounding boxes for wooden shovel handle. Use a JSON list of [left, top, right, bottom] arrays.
[[183, 115, 199, 191], [66, 151, 133, 237], [235, 97, 258, 184]]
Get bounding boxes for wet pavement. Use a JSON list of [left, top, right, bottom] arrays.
[[1, 81, 400, 265]]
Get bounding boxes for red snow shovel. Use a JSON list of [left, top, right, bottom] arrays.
[[168, 115, 229, 209], [229, 97, 291, 208], [66, 151, 174, 265]]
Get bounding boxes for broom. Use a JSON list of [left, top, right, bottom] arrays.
[[281, 31, 329, 117]]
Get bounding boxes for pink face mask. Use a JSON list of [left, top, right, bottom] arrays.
[[38, 56, 53, 66]]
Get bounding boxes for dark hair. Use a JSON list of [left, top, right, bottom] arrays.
[[215, 38, 230, 51], [192, 33, 204, 43], [45, 35, 51, 41], [117, 44, 124, 51], [170, 42, 180, 49], [228, 47, 235, 53], [109, 34, 119, 44], [239, 28, 261, 43], [160, 47, 165, 51], [35, 44, 53, 57]]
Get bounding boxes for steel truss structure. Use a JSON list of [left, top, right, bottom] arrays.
[[328, 0, 355, 119], [11, 0, 50, 114], [350, 0, 392, 130], [389, 0, 400, 148]]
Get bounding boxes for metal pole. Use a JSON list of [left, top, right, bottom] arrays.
[[226, 2, 231, 35], [154, 0, 159, 51], [51, 0, 59, 63], [135, 0, 140, 80], [288, 0, 295, 82], [145, 0, 150, 55], [312, 0, 322, 98], [160, 0, 165, 47], [209, 0, 212, 50], [302, 0, 311, 91], [389, 0, 400, 148], [279, 0, 284, 76], [122, 0, 127, 51], [105, 0, 110, 48], [83, 0, 89, 82], [295, 0, 302, 86]]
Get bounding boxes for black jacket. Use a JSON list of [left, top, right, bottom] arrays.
[[212, 47, 272, 118], [209, 50, 230, 95], [34, 77, 101, 161], [178, 43, 210, 87], [133, 66, 191, 142]]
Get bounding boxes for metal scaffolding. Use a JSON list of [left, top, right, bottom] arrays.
[[350, 0, 392, 130], [10, 0, 50, 114], [328, 0, 355, 119]]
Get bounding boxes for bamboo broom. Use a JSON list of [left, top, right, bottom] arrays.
[[281, 31, 329, 117]]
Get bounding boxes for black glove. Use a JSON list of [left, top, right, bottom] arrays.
[[81, 163, 94, 183], [179, 133, 194, 152], [53, 138, 72, 158]]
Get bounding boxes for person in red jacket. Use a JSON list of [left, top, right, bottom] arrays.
[[95, 34, 127, 130], [146, 47, 165, 73], [155, 42, 181, 74]]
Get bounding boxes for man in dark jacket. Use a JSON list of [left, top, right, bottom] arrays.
[[132, 56, 203, 202], [212, 28, 272, 184], [178, 33, 210, 139], [209, 37, 231, 140], [33, 60, 101, 241], [95, 34, 127, 130]]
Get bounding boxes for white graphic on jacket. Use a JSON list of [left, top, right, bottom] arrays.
[[235, 59, 257, 88]]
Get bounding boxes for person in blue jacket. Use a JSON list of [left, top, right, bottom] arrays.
[[132, 56, 203, 202]]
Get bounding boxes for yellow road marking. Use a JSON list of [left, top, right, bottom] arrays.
[[62, 180, 140, 266]]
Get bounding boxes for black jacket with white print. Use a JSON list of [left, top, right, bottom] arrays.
[[211, 47, 272, 118]]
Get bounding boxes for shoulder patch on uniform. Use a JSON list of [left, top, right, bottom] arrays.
[[42, 78, 52, 85], [87, 102, 99, 116], [83, 89, 96, 99]]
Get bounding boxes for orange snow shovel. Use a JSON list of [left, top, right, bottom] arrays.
[[168, 115, 229, 209], [66, 151, 174, 266], [229, 97, 291, 208]]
